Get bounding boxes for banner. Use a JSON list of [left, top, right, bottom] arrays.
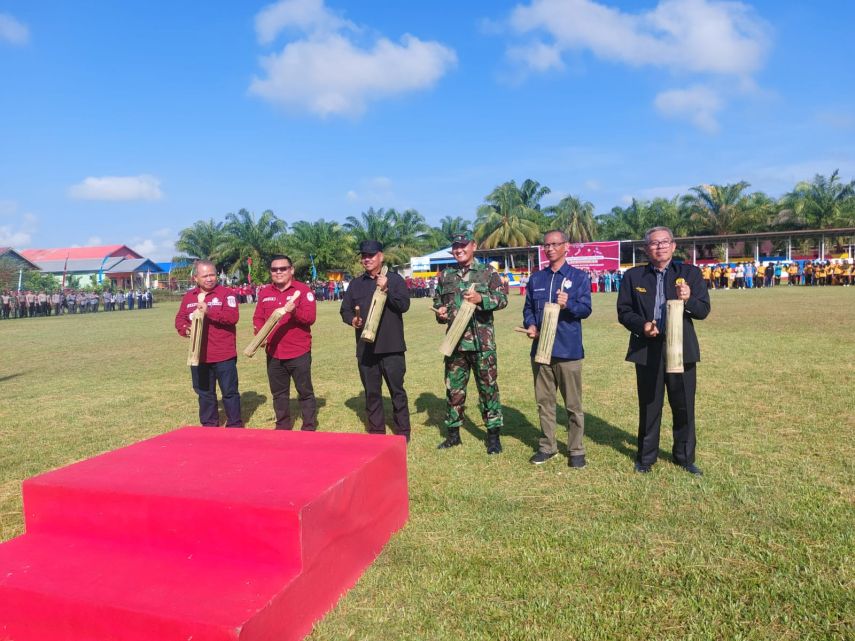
[[538, 241, 621, 271]]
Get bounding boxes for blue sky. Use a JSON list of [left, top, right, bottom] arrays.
[[1, 0, 853, 259]]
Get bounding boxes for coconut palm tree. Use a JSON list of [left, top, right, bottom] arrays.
[[544, 195, 597, 242], [219, 209, 287, 281], [781, 170, 855, 229], [286, 219, 356, 279], [519, 178, 551, 211], [474, 181, 541, 248], [681, 182, 754, 235], [173, 218, 226, 269]]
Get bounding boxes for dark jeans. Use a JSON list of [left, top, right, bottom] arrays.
[[357, 352, 410, 437], [191, 358, 244, 427], [267, 352, 317, 430]]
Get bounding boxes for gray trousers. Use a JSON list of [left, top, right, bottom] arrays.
[[532, 358, 584, 456]]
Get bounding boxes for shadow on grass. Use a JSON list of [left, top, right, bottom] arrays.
[[233, 392, 327, 428], [583, 413, 669, 463], [413, 392, 540, 450], [0, 372, 27, 383], [239, 391, 268, 425]]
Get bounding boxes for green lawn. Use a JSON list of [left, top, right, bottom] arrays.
[[0, 287, 852, 640]]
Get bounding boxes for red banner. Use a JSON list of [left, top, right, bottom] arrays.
[[538, 241, 621, 272]]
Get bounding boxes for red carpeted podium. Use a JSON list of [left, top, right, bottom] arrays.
[[0, 427, 408, 641]]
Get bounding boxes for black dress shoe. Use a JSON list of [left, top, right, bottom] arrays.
[[680, 463, 703, 476], [568, 455, 586, 469], [634, 462, 652, 473]]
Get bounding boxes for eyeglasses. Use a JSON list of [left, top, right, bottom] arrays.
[[647, 240, 674, 248], [543, 242, 566, 249], [270, 266, 292, 273]]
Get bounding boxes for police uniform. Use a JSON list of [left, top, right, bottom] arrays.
[[174, 284, 243, 427], [433, 254, 508, 452], [340, 242, 411, 440]]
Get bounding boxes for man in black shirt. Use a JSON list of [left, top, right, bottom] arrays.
[[340, 240, 412, 442]]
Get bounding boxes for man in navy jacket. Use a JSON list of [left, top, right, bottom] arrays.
[[617, 226, 711, 475], [523, 230, 592, 468]]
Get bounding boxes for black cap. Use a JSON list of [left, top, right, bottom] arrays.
[[450, 232, 474, 245], [358, 240, 384, 254]]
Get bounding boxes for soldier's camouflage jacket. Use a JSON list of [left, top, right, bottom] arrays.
[[433, 261, 508, 352]]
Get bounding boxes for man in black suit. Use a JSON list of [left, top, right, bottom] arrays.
[[617, 227, 711, 475]]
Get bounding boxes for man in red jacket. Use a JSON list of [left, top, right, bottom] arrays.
[[253, 254, 318, 430], [174, 260, 244, 427]]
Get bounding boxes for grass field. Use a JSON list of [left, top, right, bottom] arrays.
[[0, 287, 852, 640]]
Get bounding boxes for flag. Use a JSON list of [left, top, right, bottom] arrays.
[[247, 257, 253, 284], [310, 255, 317, 281]]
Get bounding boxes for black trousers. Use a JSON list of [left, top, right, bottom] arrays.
[[191, 357, 244, 427], [635, 353, 697, 467], [357, 352, 410, 437], [267, 352, 317, 430]]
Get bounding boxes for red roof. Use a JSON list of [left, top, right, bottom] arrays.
[[21, 245, 143, 262]]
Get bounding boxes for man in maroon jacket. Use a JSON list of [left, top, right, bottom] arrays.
[[174, 260, 244, 427], [253, 254, 318, 430]]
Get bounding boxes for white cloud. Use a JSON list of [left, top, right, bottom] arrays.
[[250, 1, 457, 117], [0, 13, 29, 45], [255, 0, 353, 44], [129, 230, 177, 261], [501, 0, 771, 131], [654, 84, 723, 132], [0, 211, 37, 247], [68, 175, 164, 201], [508, 0, 770, 76], [85, 236, 102, 246]]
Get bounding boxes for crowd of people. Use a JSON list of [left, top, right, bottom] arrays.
[[174, 226, 715, 477], [701, 260, 854, 289], [0, 289, 154, 319]]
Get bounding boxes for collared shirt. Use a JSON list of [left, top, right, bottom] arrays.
[[523, 263, 592, 360], [340, 271, 410, 358], [253, 281, 316, 360], [653, 262, 670, 327], [174, 285, 240, 363]]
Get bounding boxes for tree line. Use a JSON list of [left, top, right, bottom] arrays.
[[175, 171, 855, 281]]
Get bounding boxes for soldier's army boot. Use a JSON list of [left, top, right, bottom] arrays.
[[437, 427, 462, 449], [485, 428, 502, 455]]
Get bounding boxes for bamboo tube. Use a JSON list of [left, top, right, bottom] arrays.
[[360, 266, 388, 344], [243, 290, 301, 358], [439, 284, 476, 357], [186, 292, 206, 366], [665, 299, 684, 373], [534, 302, 560, 365]]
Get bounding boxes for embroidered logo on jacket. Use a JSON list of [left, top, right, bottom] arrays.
[[635, 287, 647, 293]]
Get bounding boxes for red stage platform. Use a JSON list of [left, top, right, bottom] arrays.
[[0, 427, 408, 640]]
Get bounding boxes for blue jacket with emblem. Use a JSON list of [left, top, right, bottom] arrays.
[[523, 264, 592, 361]]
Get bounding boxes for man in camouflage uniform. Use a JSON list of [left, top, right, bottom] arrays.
[[433, 232, 508, 454]]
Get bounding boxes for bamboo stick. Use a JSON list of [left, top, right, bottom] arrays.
[[534, 302, 560, 365], [665, 298, 684, 373], [439, 284, 476, 357], [243, 290, 301, 358], [360, 266, 388, 344], [186, 292, 206, 366]]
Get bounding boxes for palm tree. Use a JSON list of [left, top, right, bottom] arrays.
[[287, 219, 356, 279], [344, 207, 397, 247], [474, 181, 542, 248], [781, 170, 855, 229], [544, 195, 597, 242], [345, 207, 431, 266], [219, 209, 287, 281], [596, 199, 657, 240], [173, 218, 226, 269], [681, 182, 754, 235], [519, 178, 551, 210]]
